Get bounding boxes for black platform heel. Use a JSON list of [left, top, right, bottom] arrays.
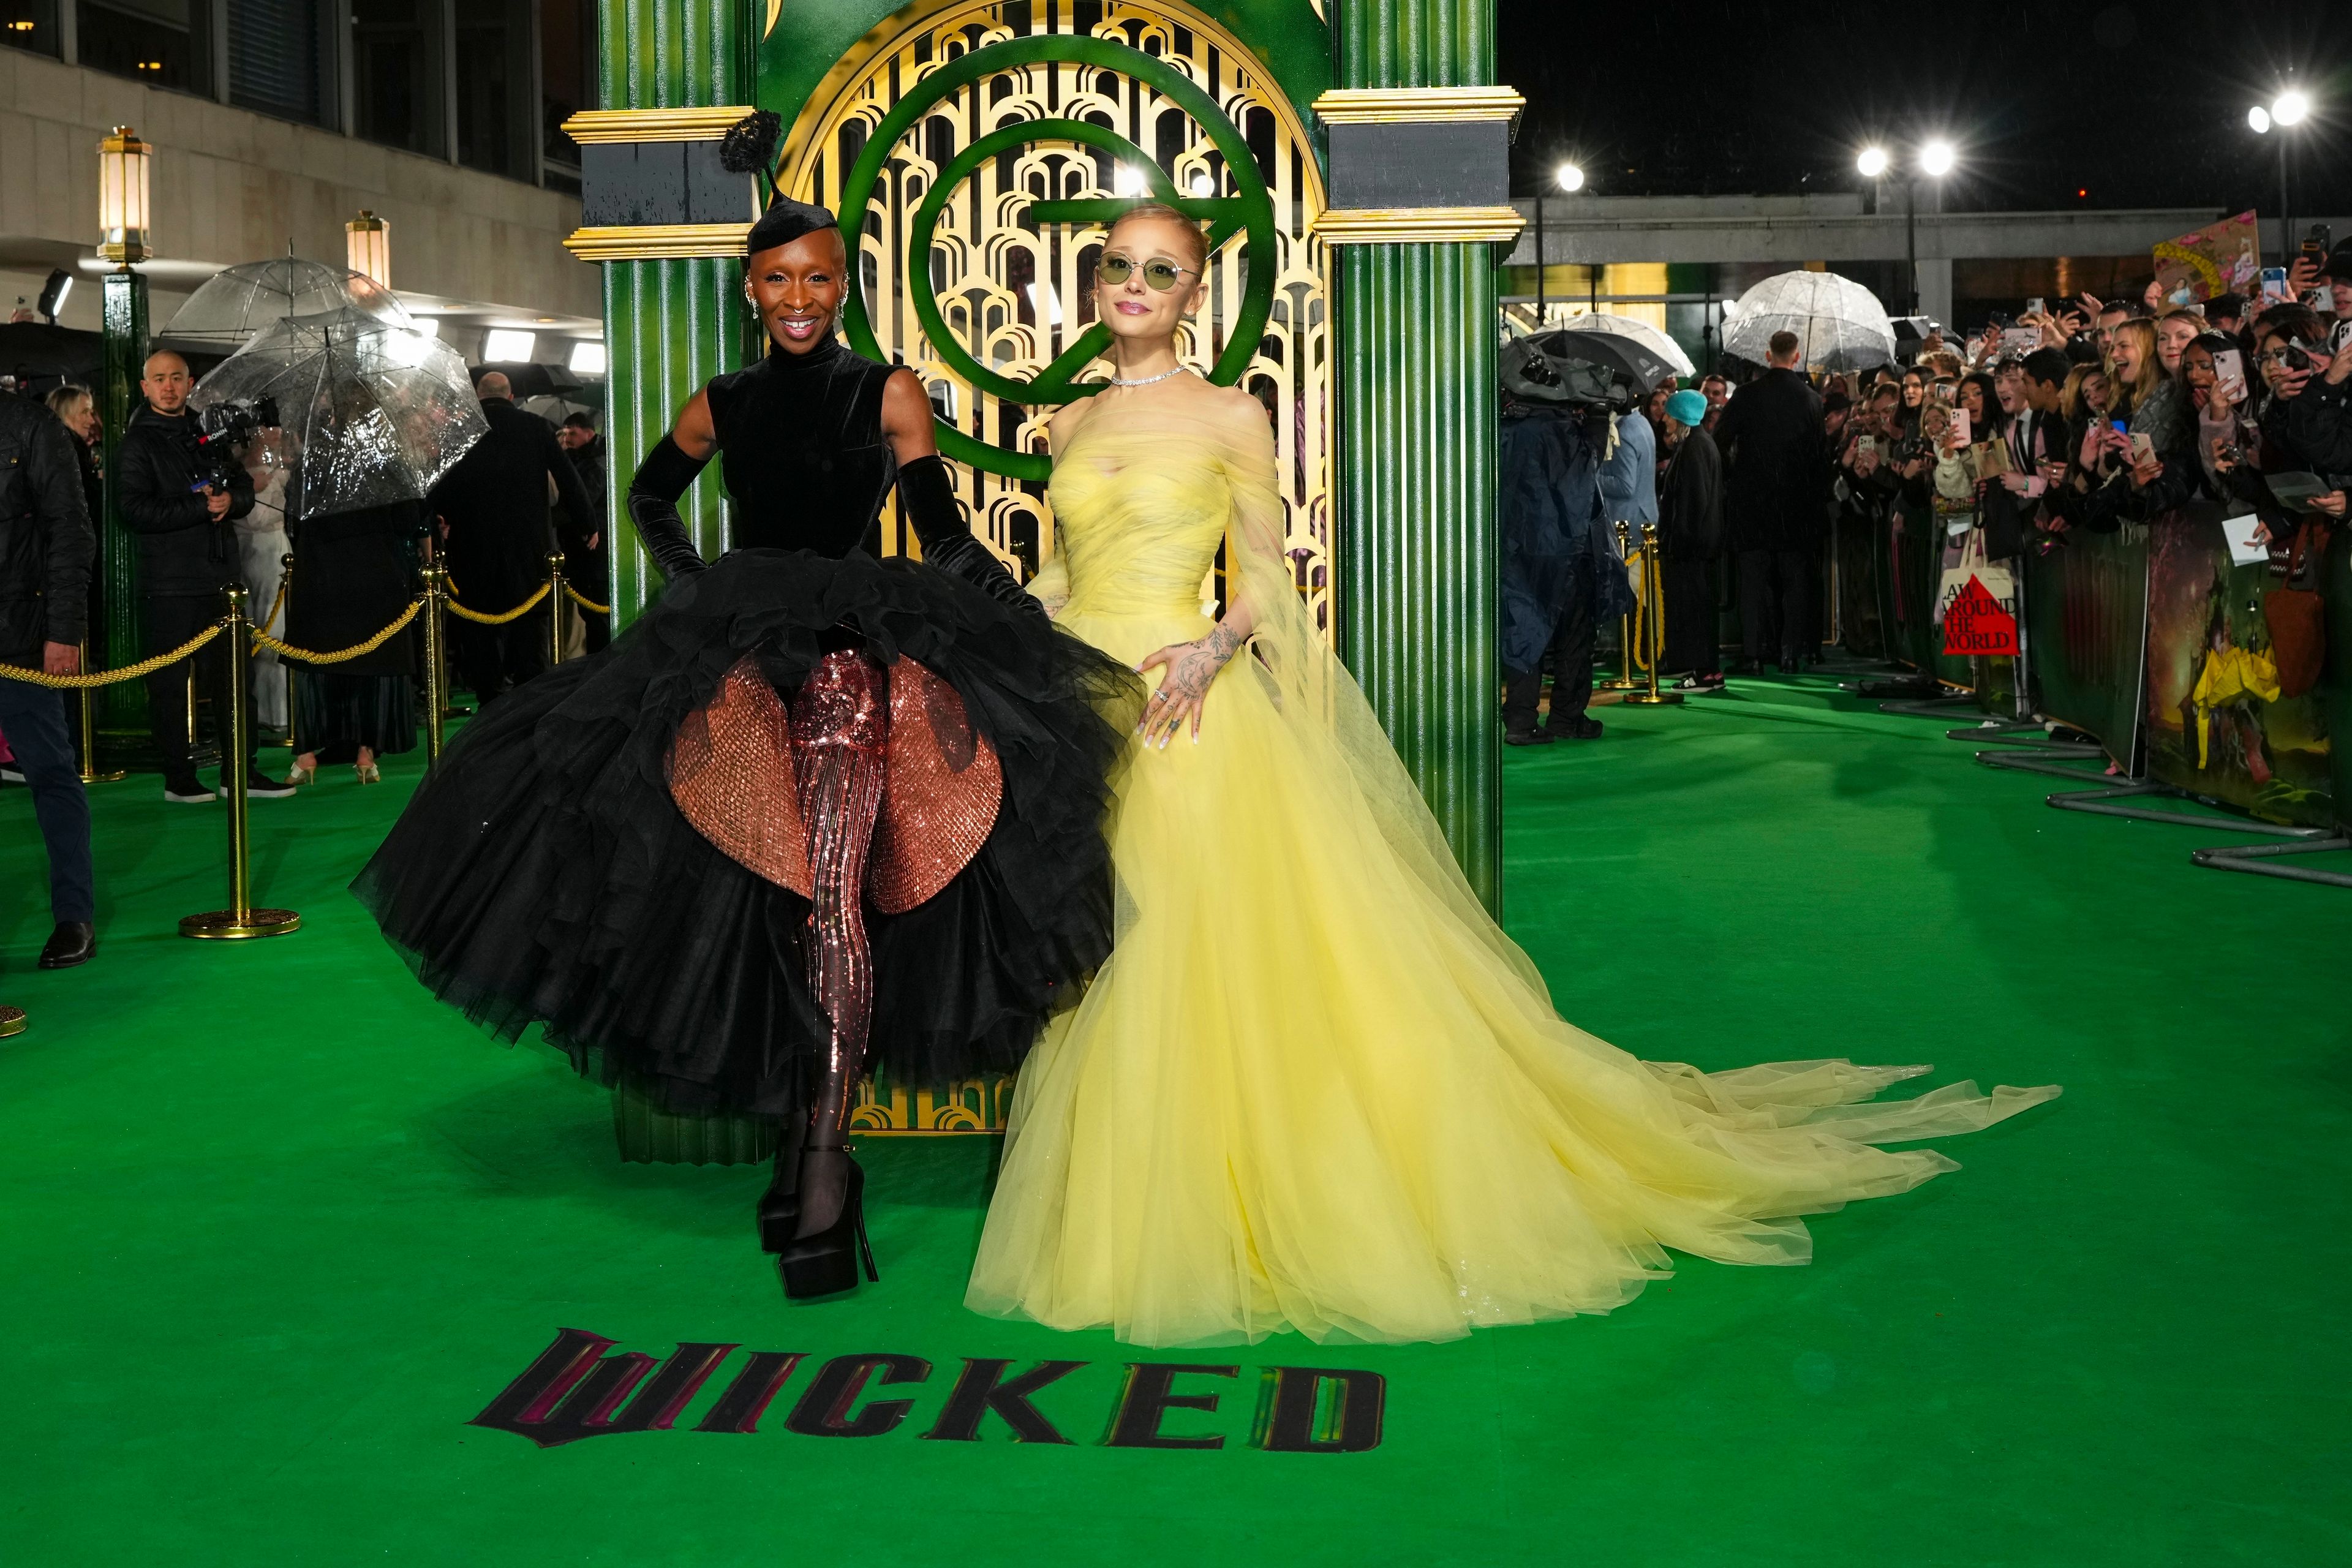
[[755, 1155, 798, 1255], [777, 1153, 880, 1299]]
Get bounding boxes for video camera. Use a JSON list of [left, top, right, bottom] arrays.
[[189, 396, 279, 493]]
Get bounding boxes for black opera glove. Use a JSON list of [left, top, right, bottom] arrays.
[[627, 435, 714, 582], [900, 453, 1047, 625]]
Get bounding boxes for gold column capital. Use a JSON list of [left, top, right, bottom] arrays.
[[559, 106, 758, 143], [1311, 87, 1526, 126], [1311, 206, 1526, 246]]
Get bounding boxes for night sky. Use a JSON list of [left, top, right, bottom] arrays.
[[1499, 0, 2352, 219]]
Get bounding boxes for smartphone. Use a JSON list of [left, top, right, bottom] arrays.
[[1931, 381, 1956, 405], [2026, 296, 2046, 317], [1948, 407, 1971, 445], [1855, 434, 1879, 459], [2109, 418, 2130, 435], [2261, 266, 2291, 304], [2129, 431, 2155, 465], [2305, 223, 2333, 258]]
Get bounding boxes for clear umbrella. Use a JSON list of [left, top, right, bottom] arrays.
[[164, 257, 415, 345], [1722, 271, 1898, 371], [1563, 312, 1697, 377], [190, 307, 485, 519]]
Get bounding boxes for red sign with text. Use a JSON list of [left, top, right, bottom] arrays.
[[1943, 576, 2019, 657]]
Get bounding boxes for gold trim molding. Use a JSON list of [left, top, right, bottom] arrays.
[[1311, 87, 1526, 125], [559, 106, 756, 144], [1312, 206, 1526, 245], [563, 222, 753, 261]]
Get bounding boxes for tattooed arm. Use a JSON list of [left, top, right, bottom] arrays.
[[1137, 612, 1247, 748]]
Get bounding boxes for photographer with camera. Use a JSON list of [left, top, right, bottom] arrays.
[[116, 351, 295, 803]]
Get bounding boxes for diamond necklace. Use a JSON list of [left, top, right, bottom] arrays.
[[1107, 364, 1194, 388]]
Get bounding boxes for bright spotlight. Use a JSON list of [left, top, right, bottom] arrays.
[[2248, 105, 2274, 134], [1856, 146, 1890, 178], [568, 341, 607, 375], [1188, 172, 1214, 198], [1918, 140, 1956, 176], [1555, 161, 1585, 193], [2274, 90, 2312, 127], [1112, 165, 1150, 197], [482, 328, 535, 363]]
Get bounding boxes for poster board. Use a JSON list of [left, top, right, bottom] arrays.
[[2154, 211, 2261, 307]]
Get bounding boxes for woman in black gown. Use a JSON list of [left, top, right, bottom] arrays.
[[355, 193, 1136, 1300]]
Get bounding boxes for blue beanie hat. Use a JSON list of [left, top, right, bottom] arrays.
[[1666, 389, 1708, 426]]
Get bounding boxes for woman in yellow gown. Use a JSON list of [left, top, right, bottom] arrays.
[[965, 205, 2058, 1347]]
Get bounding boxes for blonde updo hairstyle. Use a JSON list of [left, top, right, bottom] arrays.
[[1104, 200, 1208, 272]]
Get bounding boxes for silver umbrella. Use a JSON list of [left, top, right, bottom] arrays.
[[164, 257, 415, 345], [1723, 271, 1898, 371], [190, 307, 485, 519]]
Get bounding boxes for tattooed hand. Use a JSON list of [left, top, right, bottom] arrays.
[[1136, 621, 1243, 747]]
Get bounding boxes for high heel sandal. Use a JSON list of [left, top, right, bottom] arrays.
[[355, 760, 381, 785], [285, 763, 315, 786], [777, 1152, 878, 1300]]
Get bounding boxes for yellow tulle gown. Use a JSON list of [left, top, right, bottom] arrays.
[[964, 389, 2058, 1347]]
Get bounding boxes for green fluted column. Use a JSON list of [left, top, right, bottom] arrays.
[[597, 0, 754, 627], [97, 266, 147, 730], [1330, 2, 1503, 911]]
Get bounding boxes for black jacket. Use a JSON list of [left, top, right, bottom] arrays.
[[1713, 368, 1827, 552], [117, 404, 255, 598], [1656, 426, 1724, 559], [428, 398, 595, 611], [0, 391, 96, 666]]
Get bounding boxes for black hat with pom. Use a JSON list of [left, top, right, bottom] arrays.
[[720, 110, 841, 256]]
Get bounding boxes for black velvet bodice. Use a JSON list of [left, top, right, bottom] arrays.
[[705, 339, 900, 559]]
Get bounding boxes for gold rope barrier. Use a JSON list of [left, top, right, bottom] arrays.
[[445, 583, 550, 625], [1624, 522, 1683, 708], [75, 637, 126, 783], [0, 622, 225, 690], [0, 1003, 23, 1038], [180, 584, 300, 941], [253, 598, 421, 665], [1599, 519, 1641, 692], [565, 583, 610, 615]]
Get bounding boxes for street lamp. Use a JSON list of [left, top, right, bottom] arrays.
[[345, 209, 391, 288], [94, 124, 155, 736], [1858, 140, 1955, 315], [1555, 161, 1585, 193], [2252, 89, 2315, 263]]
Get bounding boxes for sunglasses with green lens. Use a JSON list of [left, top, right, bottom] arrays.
[[1096, 254, 1196, 292]]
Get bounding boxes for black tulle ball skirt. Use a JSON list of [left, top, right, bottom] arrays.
[[352, 548, 1140, 1120]]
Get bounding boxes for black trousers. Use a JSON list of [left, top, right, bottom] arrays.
[[143, 592, 255, 788], [456, 607, 551, 706], [0, 675, 94, 922], [1662, 554, 1721, 677], [1502, 552, 1596, 733], [1738, 548, 1817, 665]]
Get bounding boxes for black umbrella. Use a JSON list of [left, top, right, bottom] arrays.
[[469, 361, 584, 401], [1530, 326, 1680, 391], [0, 322, 101, 393]]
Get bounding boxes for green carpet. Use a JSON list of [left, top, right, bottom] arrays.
[[4, 677, 2345, 1565]]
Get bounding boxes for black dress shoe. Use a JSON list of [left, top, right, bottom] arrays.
[[1548, 714, 1605, 741], [1503, 728, 1555, 747], [39, 922, 96, 970]]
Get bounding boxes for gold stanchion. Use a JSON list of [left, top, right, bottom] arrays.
[[0, 1005, 24, 1039], [264, 551, 294, 748], [75, 639, 125, 783], [545, 550, 567, 669], [1624, 523, 1683, 707], [1598, 519, 1642, 691], [420, 564, 448, 763], [179, 583, 300, 941]]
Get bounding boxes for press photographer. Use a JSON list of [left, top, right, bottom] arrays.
[[116, 350, 295, 803]]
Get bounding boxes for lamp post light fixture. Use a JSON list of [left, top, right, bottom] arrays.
[[96, 125, 152, 265], [1555, 161, 1585, 194], [2251, 89, 2315, 264], [345, 210, 391, 288], [1858, 140, 1956, 316]]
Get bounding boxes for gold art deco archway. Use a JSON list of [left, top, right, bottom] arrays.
[[778, 0, 1335, 636]]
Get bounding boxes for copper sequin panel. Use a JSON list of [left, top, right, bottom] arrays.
[[664, 655, 812, 896], [868, 657, 1004, 914], [792, 650, 889, 1139]]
